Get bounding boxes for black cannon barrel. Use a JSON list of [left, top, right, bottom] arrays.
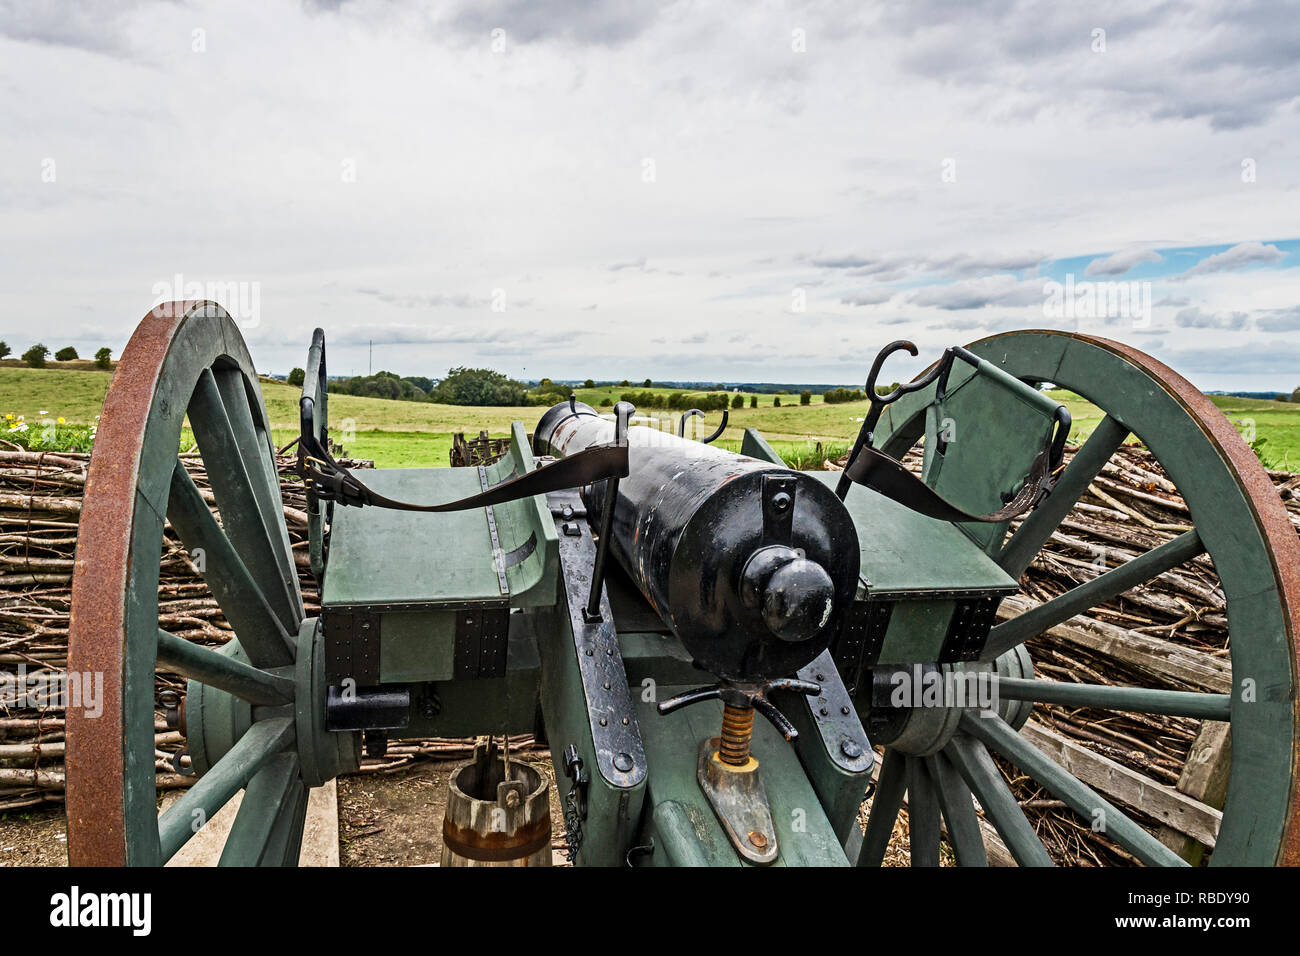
[[535, 402, 860, 682]]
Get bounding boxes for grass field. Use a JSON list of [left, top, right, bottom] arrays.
[[1, 367, 1296, 470]]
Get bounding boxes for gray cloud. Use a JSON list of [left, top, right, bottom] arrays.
[[1085, 247, 1163, 276], [444, 0, 671, 46], [1174, 307, 1249, 330], [909, 275, 1044, 310], [1255, 306, 1300, 333], [0, 0, 148, 54], [1177, 241, 1287, 279], [878, 0, 1300, 130], [810, 250, 1047, 282], [840, 288, 895, 306]]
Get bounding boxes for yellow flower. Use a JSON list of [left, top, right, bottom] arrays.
[[57, 417, 65, 424], [3, 414, 11, 421]]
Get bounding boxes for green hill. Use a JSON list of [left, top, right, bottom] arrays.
[[1, 367, 1295, 470]]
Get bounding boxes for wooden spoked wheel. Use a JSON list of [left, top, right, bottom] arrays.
[[862, 331, 1300, 866], [66, 302, 357, 866]]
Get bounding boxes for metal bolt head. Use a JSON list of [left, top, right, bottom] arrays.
[[614, 752, 634, 772], [504, 790, 521, 809], [747, 830, 769, 850], [771, 492, 792, 513], [840, 737, 864, 759]]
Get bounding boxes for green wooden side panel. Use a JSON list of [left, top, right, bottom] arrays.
[[322, 423, 558, 610], [875, 599, 956, 664], [741, 427, 785, 465], [805, 472, 1018, 599], [535, 604, 646, 867], [618, 631, 701, 688], [635, 691, 850, 866], [322, 467, 500, 606], [399, 621, 542, 739], [780, 690, 873, 844], [378, 610, 456, 682], [922, 361, 1059, 552]]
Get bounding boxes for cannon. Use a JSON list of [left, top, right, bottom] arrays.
[[63, 301, 1300, 866]]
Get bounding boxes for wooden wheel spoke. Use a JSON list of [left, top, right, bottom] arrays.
[[944, 734, 1054, 866], [212, 367, 300, 594], [960, 712, 1188, 867], [187, 368, 302, 635], [856, 748, 906, 867], [995, 676, 1230, 720], [999, 415, 1130, 577], [985, 529, 1205, 658], [927, 752, 988, 867], [155, 628, 294, 706], [906, 756, 942, 867], [166, 461, 294, 668], [157, 717, 296, 863], [218, 754, 308, 866]]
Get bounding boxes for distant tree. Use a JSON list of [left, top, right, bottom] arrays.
[[731, 393, 744, 409], [642, 378, 652, 388], [800, 391, 811, 405], [23, 344, 49, 368], [749, 395, 757, 408], [404, 375, 434, 394], [94, 347, 112, 369], [823, 387, 867, 405], [333, 370, 428, 403], [583, 378, 595, 389], [430, 366, 528, 406], [618, 379, 630, 387], [0, 342, 11, 359], [773, 396, 781, 407], [599, 397, 613, 407], [1292, 386, 1300, 403], [54, 347, 78, 361], [287, 367, 306, 387]]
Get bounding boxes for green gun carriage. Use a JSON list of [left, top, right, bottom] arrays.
[[64, 301, 1300, 866]]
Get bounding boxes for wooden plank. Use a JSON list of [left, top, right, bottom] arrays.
[[1020, 720, 1221, 847], [1156, 721, 1232, 863], [996, 595, 1231, 693]]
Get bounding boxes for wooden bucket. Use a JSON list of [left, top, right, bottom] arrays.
[[441, 738, 552, 867]]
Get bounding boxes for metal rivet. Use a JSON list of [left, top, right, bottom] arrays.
[[840, 738, 863, 759], [599, 717, 608, 726], [819, 707, 829, 716], [614, 753, 633, 772], [748, 830, 769, 850], [841, 706, 850, 715]]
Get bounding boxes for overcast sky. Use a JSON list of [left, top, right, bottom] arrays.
[[2, 0, 1298, 390]]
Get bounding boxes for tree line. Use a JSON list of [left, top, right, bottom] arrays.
[[0, 343, 112, 369]]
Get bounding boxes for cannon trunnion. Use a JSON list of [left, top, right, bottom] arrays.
[[63, 301, 1300, 868]]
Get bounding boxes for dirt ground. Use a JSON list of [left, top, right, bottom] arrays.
[[0, 803, 68, 867], [0, 753, 896, 868]]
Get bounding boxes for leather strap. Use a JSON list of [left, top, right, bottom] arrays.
[[843, 444, 1054, 524], [297, 437, 628, 513]]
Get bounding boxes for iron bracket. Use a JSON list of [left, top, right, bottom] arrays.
[[551, 488, 647, 789], [795, 649, 875, 775]]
